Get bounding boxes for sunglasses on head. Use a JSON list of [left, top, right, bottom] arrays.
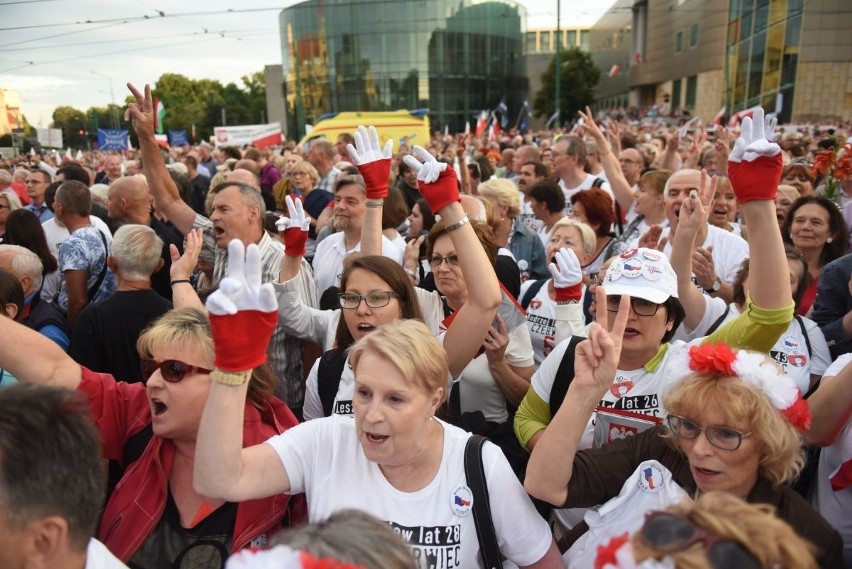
[[140, 359, 212, 384], [640, 512, 762, 569]]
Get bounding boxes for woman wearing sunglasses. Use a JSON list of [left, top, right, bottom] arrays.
[[273, 126, 501, 421], [0, 301, 304, 567], [598, 492, 818, 568]]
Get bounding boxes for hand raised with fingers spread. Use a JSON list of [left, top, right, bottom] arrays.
[[170, 228, 203, 282], [548, 248, 584, 302], [728, 107, 782, 203], [124, 83, 156, 138], [677, 169, 716, 235], [578, 106, 606, 146], [206, 240, 278, 371], [346, 125, 393, 199], [573, 286, 630, 396], [402, 145, 459, 214], [275, 195, 310, 258]]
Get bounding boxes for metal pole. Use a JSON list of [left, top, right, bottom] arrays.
[[90, 71, 118, 128], [555, 0, 561, 124]]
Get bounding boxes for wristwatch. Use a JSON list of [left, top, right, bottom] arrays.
[[710, 277, 722, 293]]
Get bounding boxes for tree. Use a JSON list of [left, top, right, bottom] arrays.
[[51, 106, 89, 149], [533, 48, 601, 124]]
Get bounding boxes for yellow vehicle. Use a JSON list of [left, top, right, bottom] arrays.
[[298, 109, 430, 153]]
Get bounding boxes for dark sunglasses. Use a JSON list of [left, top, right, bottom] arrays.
[[140, 359, 212, 384], [640, 512, 761, 569]]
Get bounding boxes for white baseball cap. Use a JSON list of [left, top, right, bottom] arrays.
[[602, 247, 678, 304]]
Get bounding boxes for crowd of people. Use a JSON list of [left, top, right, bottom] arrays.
[[0, 81, 851, 569]]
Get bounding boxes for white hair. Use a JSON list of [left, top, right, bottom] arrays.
[[110, 225, 163, 280], [0, 244, 44, 291]]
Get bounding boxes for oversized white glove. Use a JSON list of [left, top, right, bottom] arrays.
[[346, 124, 393, 199], [727, 107, 782, 203], [548, 248, 584, 302]]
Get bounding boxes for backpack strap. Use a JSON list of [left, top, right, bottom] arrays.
[[464, 435, 501, 569], [549, 336, 587, 417], [317, 348, 348, 417], [520, 279, 547, 310], [87, 229, 110, 303], [705, 304, 731, 336], [794, 315, 812, 358]]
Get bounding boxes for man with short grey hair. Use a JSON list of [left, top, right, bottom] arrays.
[[0, 244, 70, 349], [68, 224, 171, 382], [307, 140, 341, 193]]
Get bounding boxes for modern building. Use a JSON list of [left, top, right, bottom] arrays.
[[277, 0, 528, 139], [589, 0, 852, 123]]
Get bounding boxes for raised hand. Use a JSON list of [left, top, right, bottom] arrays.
[[728, 107, 782, 203], [346, 124, 393, 200], [548, 247, 583, 302], [170, 228, 203, 282], [578, 106, 607, 147], [124, 83, 155, 138], [206, 240, 278, 371], [573, 286, 630, 396], [275, 195, 310, 258], [677, 169, 715, 236], [402, 145, 459, 214]]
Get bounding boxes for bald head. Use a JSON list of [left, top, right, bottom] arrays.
[[460, 194, 485, 221], [227, 168, 260, 190], [107, 176, 152, 222]]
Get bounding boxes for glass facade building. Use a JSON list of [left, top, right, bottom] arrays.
[[279, 0, 527, 138], [725, 0, 804, 121]]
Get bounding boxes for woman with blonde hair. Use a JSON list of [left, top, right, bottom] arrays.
[[598, 492, 818, 568], [478, 177, 548, 280], [0, 189, 22, 241]]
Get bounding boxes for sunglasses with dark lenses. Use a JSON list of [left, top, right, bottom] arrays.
[[140, 359, 213, 384], [667, 415, 751, 451], [338, 291, 399, 309], [606, 295, 662, 316], [640, 512, 762, 569]]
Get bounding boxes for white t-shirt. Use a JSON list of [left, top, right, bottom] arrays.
[[86, 538, 129, 568], [267, 416, 552, 569], [448, 324, 534, 424], [677, 297, 831, 393], [519, 279, 558, 365], [559, 173, 612, 215], [311, 232, 404, 296], [635, 224, 749, 286], [302, 354, 356, 421], [813, 354, 852, 566]]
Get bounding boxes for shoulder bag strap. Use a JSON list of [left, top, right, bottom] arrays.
[[464, 435, 501, 569], [86, 229, 110, 303]]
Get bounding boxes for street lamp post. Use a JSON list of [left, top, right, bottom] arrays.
[[90, 70, 118, 128], [555, 0, 561, 125]]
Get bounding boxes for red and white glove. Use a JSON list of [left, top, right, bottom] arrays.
[[548, 248, 583, 302], [727, 107, 782, 203], [206, 240, 278, 372], [402, 145, 460, 214], [346, 124, 393, 200], [275, 195, 310, 258]]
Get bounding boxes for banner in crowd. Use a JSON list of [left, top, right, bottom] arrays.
[[35, 128, 63, 148], [168, 129, 189, 146], [213, 122, 282, 148], [97, 129, 130, 151]]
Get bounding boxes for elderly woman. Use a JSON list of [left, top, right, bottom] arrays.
[[196, 318, 562, 569], [782, 195, 849, 315], [776, 184, 801, 230], [525, 299, 842, 567], [287, 159, 333, 258], [708, 175, 744, 237], [0, 189, 22, 241], [518, 218, 595, 365], [0, 303, 303, 567], [478, 177, 548, 281]]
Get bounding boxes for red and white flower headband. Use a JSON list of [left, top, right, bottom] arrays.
[[687, 343, 811, 431], [226, 546, 366, 569], [595, 533, 675, 569]]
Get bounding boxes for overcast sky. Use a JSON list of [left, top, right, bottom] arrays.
[[1, 0, 616, 127]]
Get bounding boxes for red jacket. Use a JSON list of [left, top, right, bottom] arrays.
[[78, 367, 305, 562]]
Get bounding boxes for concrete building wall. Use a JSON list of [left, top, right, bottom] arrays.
[[264, 65, 288, 138], [793, 62, 852, 122]]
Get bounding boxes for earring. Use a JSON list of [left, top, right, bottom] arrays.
[[827, 237, 834, 243]]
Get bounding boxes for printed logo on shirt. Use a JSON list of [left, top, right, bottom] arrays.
[[782, 336, 799, 351], [333, 400, 353, 415], [390, 522, 462, 569], [638, 463, 664, 493], [450, 485, 473, 516], [530, 299, 542, 309], [598, 393, 660, 416], [769, 350, 808, 372], [609, 375, 635, 398]]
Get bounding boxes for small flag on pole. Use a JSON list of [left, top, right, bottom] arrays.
[[608, 64, 621, 78], [154, 98, 166, 134], [546, 109, 560, 130]]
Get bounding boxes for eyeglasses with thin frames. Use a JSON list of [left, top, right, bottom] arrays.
[[430, 254, 460, 268], [667, 414, 752, 451], [338, 291, 399, 309]]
